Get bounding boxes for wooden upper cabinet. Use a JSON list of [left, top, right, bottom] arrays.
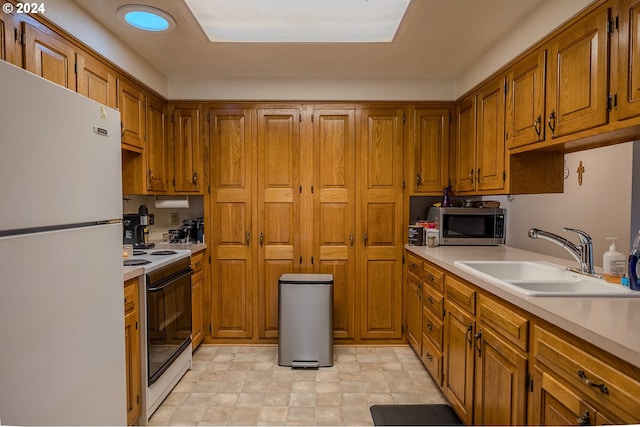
[[506, 49, 547, 149], [23, 22, 76, 91], [171, 105, 202, 193], [454, 95, 477, 194], [476, 77, 507, 192], [76, 52, 117, 108], [145, 95, 168, 192], [1, 8, 20, 66], [616, 0, 640, 121], [545, 5, 610, 139], [119, 79, 146, 151], [410, 107, 451, 194]]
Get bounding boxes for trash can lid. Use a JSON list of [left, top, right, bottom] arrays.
[[278, 273, 333, 284]]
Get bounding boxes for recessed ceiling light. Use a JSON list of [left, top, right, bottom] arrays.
[[184, 0, 411, 43], [117, 5, 176, 32]]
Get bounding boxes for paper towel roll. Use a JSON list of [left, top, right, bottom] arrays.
[[154, 196, 190, 209]]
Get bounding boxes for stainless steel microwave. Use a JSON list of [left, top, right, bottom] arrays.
[[426, 207, 506, 245]]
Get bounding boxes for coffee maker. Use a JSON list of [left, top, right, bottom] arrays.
[[123, 205, 155, 249]]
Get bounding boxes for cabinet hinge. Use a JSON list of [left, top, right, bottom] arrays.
[[442, 308, 446, 319], [209, 324, 212, 333], [74, 61, 78, 74], [503, 170, 506, 181], [311, 185, 314, 194], [299, 113, 302, 122], [135, 321, 138, 330], [402, 180, 406, 189], [207, 184, 211, 194], [207, 113, 211, 123], [311, 114, 314, 123], [448, 113, 453, 123], [607, 16, 618, 33], [172, 178, 176, 187], [19, 30, 25, 46], [171, 113, 175, 123], [504, 82, 509, 94], [403, 113, 407, 123], [401, 324, 405, 333], [525, 372, 533, 392], [607, 94, 618, 111]]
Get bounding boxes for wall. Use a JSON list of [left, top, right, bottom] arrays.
[[123, 195, 204, 243], [493, 141, 637, 268]]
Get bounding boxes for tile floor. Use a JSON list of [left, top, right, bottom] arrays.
[[148, 345, 448, 426]]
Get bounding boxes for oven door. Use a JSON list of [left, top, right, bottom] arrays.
[[147, 268, 192, 385]]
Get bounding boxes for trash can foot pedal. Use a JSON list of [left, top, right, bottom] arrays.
[[291, 360, 319, 369]]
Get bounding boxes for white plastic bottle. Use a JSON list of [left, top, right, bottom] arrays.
[[603, 237, 626, 284]]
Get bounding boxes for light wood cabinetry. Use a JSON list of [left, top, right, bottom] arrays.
[[171, 104, 203, 193], [406, 253, 423, 352], [531, 324, 640, 425], [1, 7, 21, 66], [615, 0, 640, 121], [119, 79, 145, 152], [358, 107, 405, 340], [207, 107, 254, 339], [23, 21, 76, 91], [421, 261, 445, 386], [545, 6, 610, 139], [311, 107, 357, 340], [145, 94, 168, 192], [408, 107, 451, 194], [454, 95, 476, 194], [76, 52, 117, 108], [124, 278, 140, 426], [191, 250, 205, 350]]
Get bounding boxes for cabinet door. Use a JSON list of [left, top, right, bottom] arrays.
[[473, 327, 527, 426], [411, 108, 450, 194], [124, 279, 140, 426], [530, 366, 596, 426], [616, 0, 640, 121], [312, 108, 356, 339], [172, 105, 202, 192], [76, 53, 117, 108], [1, 8, 20, 65], [146, 96, 168, 192], [476, 77, 506, 192], [454, 95, 477, 193], [119, 80, 146, 151], [443, 301, 475, 425], [507, 50, 546, 148], [257, 108, 301, 339], [358, 108, 404, 340], [406, 273, 422, 352], [191, 265, 204, 350], [23, 22, 76, 90], [546, 6, 610, 138], [208, 108, 254, 339]]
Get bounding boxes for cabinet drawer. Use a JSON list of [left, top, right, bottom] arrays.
[[422, 286, 444, 319], [423, 262, 444, 293], [534, 326, 640, 421], [191, 251, 204, 274], [423, 305, 444, 350], [407, 252, 424, 277], [445, 275, 476, 314], [421, 334, 443, 387], [478, 294, 528, 351]]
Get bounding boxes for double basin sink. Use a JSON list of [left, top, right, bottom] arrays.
[[453, 260, 640, 297]]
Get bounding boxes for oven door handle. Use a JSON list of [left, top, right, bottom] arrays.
[[147, 268, 193, 292]]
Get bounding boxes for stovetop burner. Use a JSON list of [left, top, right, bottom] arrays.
[[150, 250, 178, 256], [133, 250, 147, 256], [124, 259, 152, 266]]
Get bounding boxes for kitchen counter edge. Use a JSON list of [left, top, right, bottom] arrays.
[[405, 244, 640, 369], [123, 243, 207, 281]]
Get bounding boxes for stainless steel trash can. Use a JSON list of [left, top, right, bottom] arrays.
[[278, 273, 333, 368]]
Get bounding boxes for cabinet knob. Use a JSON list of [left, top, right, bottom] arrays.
[[576, 410, 591, 426], [192, 172, 198, 186], [416, 173, 422, 187]]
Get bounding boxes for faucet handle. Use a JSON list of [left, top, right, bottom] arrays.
[[562, 227, 592, 244]]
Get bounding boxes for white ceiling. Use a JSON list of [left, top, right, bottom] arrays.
[[73, 0, 546, 81]]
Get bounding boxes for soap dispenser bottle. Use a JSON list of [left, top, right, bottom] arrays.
[[630, 231, 640, 291], [603, 237, 625, 284]]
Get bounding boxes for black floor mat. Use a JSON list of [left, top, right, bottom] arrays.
[[370, 404, 463, 426]]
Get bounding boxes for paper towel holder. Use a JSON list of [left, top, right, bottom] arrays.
[[154, 195, 190, 209]]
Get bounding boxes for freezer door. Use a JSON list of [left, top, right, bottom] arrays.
[[0, 223, 126, 425], [0, 61, 122, 231]]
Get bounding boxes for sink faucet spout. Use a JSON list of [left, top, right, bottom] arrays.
[[528, 227, 596, 275]]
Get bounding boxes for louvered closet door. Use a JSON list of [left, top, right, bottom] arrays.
[[257, 108, 301, 339], [208, 108, 254, 338], [312, 108, 356, 339], [358, 108, 404, 340]]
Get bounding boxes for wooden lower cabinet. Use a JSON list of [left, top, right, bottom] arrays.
[[407, 250, 640, 426], [124, 278, 140, 426], [406, 272, 422, 352], [191, 250, 205, 350]]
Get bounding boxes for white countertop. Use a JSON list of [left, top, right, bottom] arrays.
[[406, 244, 640, 369]]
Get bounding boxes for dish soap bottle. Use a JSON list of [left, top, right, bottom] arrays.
[[630, 231, 640, 291], [603, 237, 625, 284]]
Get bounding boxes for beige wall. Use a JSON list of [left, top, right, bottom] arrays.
[[493, 142, 636, 268]]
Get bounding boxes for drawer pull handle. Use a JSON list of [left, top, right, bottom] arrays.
[[576, 410, 590, 426], [411, 263, 417, 269], [425, 352, 433, 361], [426, 323, 433, 332], [427, 296, 434, 305], [577, 370, 609, 394], [427, 273, 435, 282]]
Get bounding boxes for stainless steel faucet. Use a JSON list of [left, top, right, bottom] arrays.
[[528, 227, 598, 276]]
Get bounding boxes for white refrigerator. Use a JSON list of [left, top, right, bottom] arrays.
[[0, 61, 126, 425]]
